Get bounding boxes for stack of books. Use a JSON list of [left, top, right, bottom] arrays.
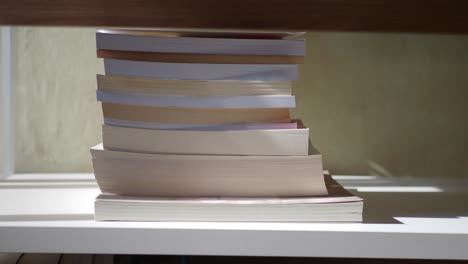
[[91, 29, 363, 222]]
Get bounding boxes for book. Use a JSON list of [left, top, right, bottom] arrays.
[[96, 30, 305, 55], [104, 118, 298, 131], [97, 74, 292, 96], [102, 123, 309, 155], [97, 29, 305, 39], [94, 176, 362, 222], [96, 89, 296, 108], [104, 59, 298, 81], [90, 144, 326, 197], [97, 49, 304, 64], [102, 103, 291, 124]]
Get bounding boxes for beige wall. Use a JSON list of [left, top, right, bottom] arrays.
[[13, 28, 468, 177], [14, 27, 103, 172], [294, 33, 468, 177]]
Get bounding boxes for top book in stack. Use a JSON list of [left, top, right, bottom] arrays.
[[96, 29, 305, 80]]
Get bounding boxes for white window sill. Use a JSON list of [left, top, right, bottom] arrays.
[[0, 174, 468, 259]]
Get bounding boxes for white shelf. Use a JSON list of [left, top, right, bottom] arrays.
[[1, 174, 468, 259]]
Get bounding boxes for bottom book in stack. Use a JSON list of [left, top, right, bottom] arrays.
[[95, 176, 363, 222], [91, 144, 363, 222]]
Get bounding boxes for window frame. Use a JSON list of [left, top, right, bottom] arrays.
[[0, 26, 14, 179]]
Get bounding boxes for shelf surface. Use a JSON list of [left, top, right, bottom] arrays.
[[1, 173, 468, 259], [1, 0, 468, 33]]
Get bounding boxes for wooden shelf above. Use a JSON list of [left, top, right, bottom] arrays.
[[1, 0, 468, 33]]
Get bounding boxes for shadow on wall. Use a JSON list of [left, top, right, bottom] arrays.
[[334, 175, 468, 223], [361, 191, 468, 223], [292, 32, 468, 178]]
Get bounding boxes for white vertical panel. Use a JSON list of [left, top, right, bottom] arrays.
[[0, 27, 14, 179]]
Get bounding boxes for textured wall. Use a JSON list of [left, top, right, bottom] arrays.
[[14, 27, 103, 172], [13, 28, 468, 177], [294, 32, 468, 177]]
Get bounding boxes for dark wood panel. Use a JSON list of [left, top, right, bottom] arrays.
[[1, 0, 468, 33]]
